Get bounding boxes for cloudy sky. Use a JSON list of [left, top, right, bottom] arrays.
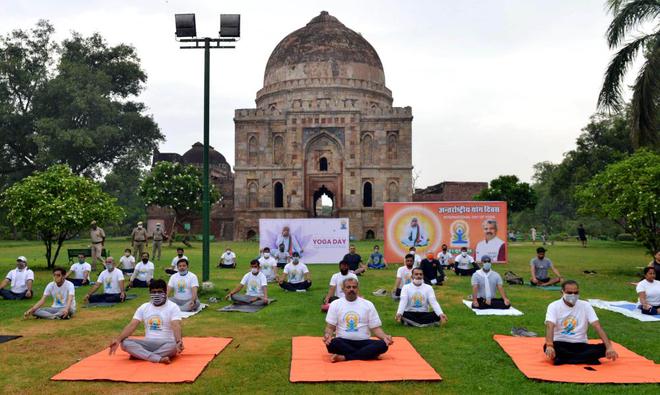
[[2, 0, 635, 188]]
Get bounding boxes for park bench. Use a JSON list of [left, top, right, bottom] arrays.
[[67, 248, 109, 264]]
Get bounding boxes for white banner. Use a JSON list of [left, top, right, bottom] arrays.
[[259, 218, 350, 264]]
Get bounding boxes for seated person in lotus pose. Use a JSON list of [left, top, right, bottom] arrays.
[[167, 248, 188, 275], [66, 253, 92, 286], [530, 247, 562, 286], [119, 248, 135, 274], [392, 254, 415, 299], [323, 261, 358, 305], [259, 247, 279, 283], [396, 268, 447, 327], [83, 257, 126, 304], [367, 245, 386, 269], [226, 259, 269, 305], [436, 244, 453, 269], [109, 279, 183, 364], [342, 245, 366, 275], [420, 252, 444, 285], [278, 252, 311, 292], [0, 256, 34, 300], [167, 258, 200, 312], [24, 267, 76, 319], [544, 280, 618, 365], [218, 247, 237, 269], [130, 252, 155, 288], [324, 278, 393, 362], [454, 247, 478, 276], [470, 256, 511, 309], [637, 266, 660, 315], [274, 243, 290, 269]]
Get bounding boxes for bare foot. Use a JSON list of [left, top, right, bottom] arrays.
[[330, 354, 346, 363], [159, 357, 171, 364]]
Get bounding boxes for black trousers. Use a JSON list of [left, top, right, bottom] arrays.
[[88, 293, 122, 303], [69, 278, 89, 287], [132, 279, 149, 288], [641, 305, 659, 315], [544, 341, 606, 365], [280, 281, 311, 291], [473, 297, 510, 309], [0, 289, 28, 300], [402, 311, 440, 324], [165, 269, 177, 275], [218, 264, 235, 269], [327, 338, 388, 361], [455, 267, 477, 276]]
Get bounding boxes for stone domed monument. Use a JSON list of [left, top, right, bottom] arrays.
[[233, 11, 413, 240]]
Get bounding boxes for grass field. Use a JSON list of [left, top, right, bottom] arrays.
[[0, 238, 657, 394]]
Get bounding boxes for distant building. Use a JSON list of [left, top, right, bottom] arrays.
[[413, 181, 487, 202]]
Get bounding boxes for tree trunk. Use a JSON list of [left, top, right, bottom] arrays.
[[51, 232, 67, 268], [168, 213, 178, 247], [43, 238, 53, 268]]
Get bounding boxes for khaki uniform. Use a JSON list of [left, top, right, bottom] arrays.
[[151, 228, 166, 261], [90, 227, 106, 269], [131, 227, 149, 257]]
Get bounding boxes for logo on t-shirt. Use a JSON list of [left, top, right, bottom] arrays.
[[248, 280, 259, 294], [54, 291, 64, 306], [147, 315, 163, 331], [560, 316, 577, 335], [344, 311, 359, 332], [289, 269, 301, 282], [104, 277, 112, 290], [176, 279, 186, 293], [403, 272, 412, 284], [412, 292, 424, 308]]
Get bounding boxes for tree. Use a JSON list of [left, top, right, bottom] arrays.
[[598, 0, 659, 149], [576, 149, 660, 253], [102, 159, 146, 235], [139, 162, 220, 245], [0, 20, 163, 188], [474, 175, 537, 212], [0, 164, 124, 267]]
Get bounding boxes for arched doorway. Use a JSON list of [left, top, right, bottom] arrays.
[[313, 185, 334, 217]]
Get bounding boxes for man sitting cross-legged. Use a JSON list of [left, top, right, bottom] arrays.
[[323, 261, 358, 305], [225, 259, 269, 305], [392, 254, 415, 299], [278, 252, 312, 292], [0, 256, 34, 300], [24, 267, 76, 319], [544, 280, 618, 365], [130, 252, 154, 288], [66, 253, 91, 286], [167, 258, 200, 312], [454, 247, 478, 276], [109, 279, 183, 364], [530, 247, 563, 286], [83, 257, 126, 304], [470, 256, 511, 309], [324, 278, 393, 362], [396, 268, 447, 327]]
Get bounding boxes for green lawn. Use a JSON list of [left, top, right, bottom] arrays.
[[0, 238, 657, 394]]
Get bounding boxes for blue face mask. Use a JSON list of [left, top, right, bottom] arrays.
[[482, 262, 492, 271], [179, 270, 188, 276]]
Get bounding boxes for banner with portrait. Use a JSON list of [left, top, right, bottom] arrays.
[[259, 218, 350, 264], [383, 201, 508, 263]]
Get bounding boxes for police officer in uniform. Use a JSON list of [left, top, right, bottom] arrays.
[[151, 223, 167, 262], [131, 221, 149, 258], [89, 221, 106, 270]]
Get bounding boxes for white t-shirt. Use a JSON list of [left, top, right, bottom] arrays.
[[475, 236, 505, 262], [69, 262, 92, 280], [133, 261, 154, 282], [171, 255, 189, 268], [259, 256, 278, 281], [240, 272, 268, 297], [437, 251, 452, 266], [329, 272, 358, 298], [326, 297, 382, 341], [97, 269, 124, 294], [6, 268, 34, 293], [454, 254, 475, 269], [120, 255, 135, 270], [397, 282, 443, 315], [545, 299, 599, 343], [44, 280, 76, 309], [168, 272, 199, 301], [221, 251, 236, 266], [283, 262, 309, 284], [636, 279, 660, 306], [396, 266, 414, 288], [133, 300, 181, 341], [412, 254, 422, 268]]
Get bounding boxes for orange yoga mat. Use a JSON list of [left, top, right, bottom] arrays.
[[51, 337, 232, 383], [494, 335, 660, 383], [290, 336, 441, 382]]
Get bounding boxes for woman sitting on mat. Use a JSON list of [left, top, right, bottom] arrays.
[[637, 267, 660, 315]]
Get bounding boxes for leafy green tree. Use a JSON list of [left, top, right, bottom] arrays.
[[139, 161, 220, 245], [0, 165, 124, 267], [102, 160, 146, 235], [576, 149, 660, 252], [0, 20, 163, 188], [598, 0, 659, 148], [474, 175, 537, 212]]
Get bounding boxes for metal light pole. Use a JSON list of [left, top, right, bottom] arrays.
[[175, 13, 240, 282]]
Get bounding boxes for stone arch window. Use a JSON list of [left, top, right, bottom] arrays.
[[361, 133, 373, 164], [319, 157, 328, 171], [273, 181, 284, 208], [246, 229, 257, 240], [387, 181, 399, 202], [363, 181, 373, 207], [248, 136, 258, 165], [273, 135, 284, 165], [387, 132, 398, 160], [365, 229, 375, 240], [247, 181, 258, 209]]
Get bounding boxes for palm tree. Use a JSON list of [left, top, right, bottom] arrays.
[[597, 0, 659, 149]]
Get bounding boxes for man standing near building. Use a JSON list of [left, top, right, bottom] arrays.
[[131, 221, 149, 258], [151, 223, 167, 262], [90, 220, 106, 270]]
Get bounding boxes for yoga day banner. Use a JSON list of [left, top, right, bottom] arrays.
[[259, 218, 350, 264], [384, 201, 508, 263]]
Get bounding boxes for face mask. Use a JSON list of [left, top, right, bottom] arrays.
[[105, 264, 114, 271], [483, 262, 492, 271], [79, 259, 85, 263], [563, 293, 579, 305], [293, 258, 299, 264], [340, 268, 349, 275], [16, 263, 26, 270], [442, 248, 447, 252], [251, 268, 259, 274], [177, 253, 183, 257], [179, 269, 188, 276], [461, 252, 467, 257], [413, 279, 423, 286], [124, 253, 130, 257], [150, 292, 166, 306], [142, 258, 149, 263], [263, 253, 270, 258], [138, 225, 143, 229], [374, 249, 379, 253]]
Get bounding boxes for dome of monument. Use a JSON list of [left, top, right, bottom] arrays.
[[182, 142, 227, 165]]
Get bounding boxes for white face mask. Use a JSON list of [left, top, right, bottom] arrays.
[[563, 293, 579, 305], [461, 252, 467, 257], [482, 262, 492, 271], [413, 279, 423, 286], [251, 268, 259, 274], [263, 253, 270, 258]]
